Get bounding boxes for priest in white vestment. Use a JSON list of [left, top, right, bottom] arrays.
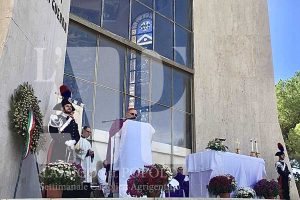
[[110, 110, 155, 197], [75, 126, 94, 197]]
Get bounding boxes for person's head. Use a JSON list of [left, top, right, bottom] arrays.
[[279, 153, 285, 160], [177, 167, 183, 174], [82, 126, 92, 138], [275, 143, 285, 161], [275, 151, 285, 160], [125, 108, 138, 120], [103, 160, 108, 168], [61, 98, 75, 114]]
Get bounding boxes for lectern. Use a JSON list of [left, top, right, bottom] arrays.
[[110, 120, 155, 197]]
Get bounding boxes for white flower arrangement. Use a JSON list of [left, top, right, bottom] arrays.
[[206, 138, 228, 151], [235, 187, 256, 198], [40, 160, 84, 186]]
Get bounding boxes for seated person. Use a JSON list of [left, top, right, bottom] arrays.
[[166, 167, 189, 197]]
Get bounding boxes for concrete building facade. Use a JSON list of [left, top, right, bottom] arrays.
[[0, 0, 298, 198], [0, 0, 70, 197]]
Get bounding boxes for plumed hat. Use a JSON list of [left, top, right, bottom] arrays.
[[60, 84, 72, 99], [60, 85, 75, 111], [275, 143, 285, 156]]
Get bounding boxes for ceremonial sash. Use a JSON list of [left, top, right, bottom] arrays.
[[23, 111, 36, 159], [59, 117, 72, 133]]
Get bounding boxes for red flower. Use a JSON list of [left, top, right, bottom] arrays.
[[207, 174, 237, 195], [127, 164, 172, 197]]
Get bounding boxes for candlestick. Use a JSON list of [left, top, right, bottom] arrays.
[[235, 139, 240, 149], [255, 140, 258, 153], [250, 139, 254, 152]]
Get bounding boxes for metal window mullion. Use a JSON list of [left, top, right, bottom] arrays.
[[100, 0, 104, 27], [152, 0, 155, 50], [173, 0, 176, 62], [129, 0, 132, 40], [135, 0, 153, 10], [191, 77, 196, 153], [170, 68, 174, 169], [123, 48, 129, 116], [91, 35, 101, 142], [149, 58, 152, 123]]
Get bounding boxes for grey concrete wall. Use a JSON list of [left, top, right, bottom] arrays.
[[0, 0, 14, 57], [193, 0, 299, 199], [0, 0, 70, 198]]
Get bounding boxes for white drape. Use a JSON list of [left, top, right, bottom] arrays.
[[186, 150, 267, 197]]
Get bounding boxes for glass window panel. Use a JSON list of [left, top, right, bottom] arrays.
[[82, 109, 93, 129], [155, 0, 173, 19], [103, 0, 129, 39], [64, 23, 97, 81], [70, 0, 102, 26], [63, 75, 94, 110], [126, 52, 151, 100], [151, 105, 171, 145], [94, 87, 124, 132], [173, 111, 192, 149], [154, 14, 173, 60], [175, 0, 191, 29], [174, 25, 192, 67], [131, 0, 153, 50], [98, 38, 125, 91], [151, 61, 172, 106], [172, 70, 191, 112], [126, 96, 150, 123], [137, 0, 153, 8]]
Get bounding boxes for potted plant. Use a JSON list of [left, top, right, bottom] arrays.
[[39, 160, 84, 198], [254, 179, 279, 199], [235, 187, 256, 198], [207, 174, 237, 198], [206, 138, 228, 151], [127, 164, 173, 197]]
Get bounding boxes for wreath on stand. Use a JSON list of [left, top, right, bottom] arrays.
[[9, 83, 43, 158]]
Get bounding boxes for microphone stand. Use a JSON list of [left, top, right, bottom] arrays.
[[108, 134, 116, 198], [102, 118, 127, 123], [106, 117, 126, 197]]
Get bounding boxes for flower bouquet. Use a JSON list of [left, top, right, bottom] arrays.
[[206, 138, 228, 151], [254, 179, 279, 199], [207, 174, 237, 198], [127, 164, 173, 197], [39, 160, 84, 197], [235, 187, 256, 198]]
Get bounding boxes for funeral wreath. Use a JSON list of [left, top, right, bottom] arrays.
[[9, 83, 43, 158]]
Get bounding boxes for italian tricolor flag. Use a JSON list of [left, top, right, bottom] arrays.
[[23, 110, 36, 159]]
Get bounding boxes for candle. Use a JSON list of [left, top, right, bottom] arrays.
[[235, 139, 240, 149], [255, 140, 258, 152], [250, 139, 254, 151]]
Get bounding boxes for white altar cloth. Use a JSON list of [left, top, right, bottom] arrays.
[[186, 150, 266, 197]]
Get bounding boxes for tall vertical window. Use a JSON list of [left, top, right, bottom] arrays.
[[66, 0, 193, 155], [70, 0, 193, 68]]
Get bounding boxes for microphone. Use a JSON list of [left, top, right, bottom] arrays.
[[102, 118, 127, 123]]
